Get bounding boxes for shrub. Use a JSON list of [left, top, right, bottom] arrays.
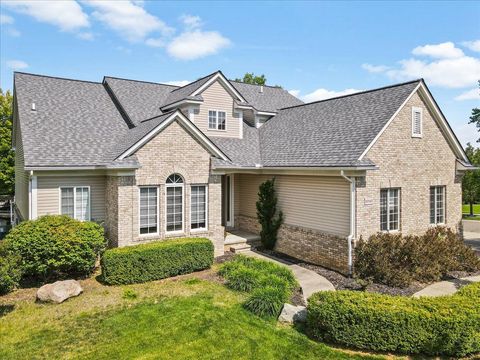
[[101, 238, 213, 285], [243, 286, 289, 317], [307, 283, 480, 357], [0, 244, 22, 295], [256, 178, 283, 249], [355, 227, 480, 287], [219, 255, 298, 317], [4, 215, 106, 281]]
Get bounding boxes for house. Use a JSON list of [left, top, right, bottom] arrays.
[[12, 70, 474, 274]]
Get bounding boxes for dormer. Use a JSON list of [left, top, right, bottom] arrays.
[[161, 71, 249, 139]]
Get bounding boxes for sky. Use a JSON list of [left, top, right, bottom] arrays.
[[1, 0, 479, 146]]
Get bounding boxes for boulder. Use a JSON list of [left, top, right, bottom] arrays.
[[37, 280, 83, 303], [278, 303, 307, 324]]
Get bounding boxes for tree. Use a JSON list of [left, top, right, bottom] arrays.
[[468, 81, 480, 143], [256, 178, 283, 250], [0, 89, 14, 195], [235, 72, 267, 86], [462, 143, 480, 216]]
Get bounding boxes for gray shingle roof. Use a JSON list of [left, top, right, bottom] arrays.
[[230, 81, 304, 113], [14, 73, 130, 168], [257, 80, 421, 167], [103, 76, 177, 126], [161, 72, 217, 109], [14, 71, 425, 170]]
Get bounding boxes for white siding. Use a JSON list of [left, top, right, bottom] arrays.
[[192, 80, 241, 138], [37, 176, 106, 221], [237, 174, 350, 236]]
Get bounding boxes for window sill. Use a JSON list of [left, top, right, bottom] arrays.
[[138, 233, 160, 238], [190, 228, 208, 234], [165, 231, 185, 237]]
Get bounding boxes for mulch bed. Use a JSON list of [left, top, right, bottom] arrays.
[[257, 248, 425, 296]]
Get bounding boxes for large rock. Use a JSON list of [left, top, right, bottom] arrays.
[[278, 303, 307, 324], [36, 280, 83, 303]]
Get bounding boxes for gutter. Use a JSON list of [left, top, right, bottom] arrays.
[[340, 170, 356, 276]]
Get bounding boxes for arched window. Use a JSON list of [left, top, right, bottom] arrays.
[[166, 174, 183, 232]]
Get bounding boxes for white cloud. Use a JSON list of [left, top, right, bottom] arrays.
[[180, 14, 202, 30], [362, 63, 390, 73], [77, 32, 94, 40], [385, 56, 480, 88], [288, 89, 300, 97], [84, 0, 173, 42], [7, 28, 21, 37], [167, 30, 231, 60], [0, 14, 14, 24], [300, 88, 363, 103], [462, 40, 480, 53], [362, 42, 480, 89], [145, 37, 165, 48], [3, 0, 89, 31], [6, 60, 29, 70], [412, 42, 464, 59], [454, 88, 480, 101], [163, 80, 191, 87]]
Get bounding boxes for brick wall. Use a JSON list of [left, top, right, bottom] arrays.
[[356, 91, 462, 239], [106, 120, 224, 256]]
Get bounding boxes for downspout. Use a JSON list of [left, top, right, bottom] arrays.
[[340, 170, 356, 276]]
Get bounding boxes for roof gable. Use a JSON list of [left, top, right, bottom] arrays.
[[117, 110, 229, 161]]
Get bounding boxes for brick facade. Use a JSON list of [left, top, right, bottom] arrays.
[[356, 91, 462, 239], [105, 120, 224, 256], [236, 214, 349, 273]]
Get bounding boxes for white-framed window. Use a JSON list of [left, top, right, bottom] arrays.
[[60, 186, 90, 221], [380, 188, 400, 231], [191, 185, 207, 231], [412, 106, 423, 138], [139, 187, 158, 235], [208, 110, 226, 130], [166, 174, 184, 233], [430, 186, 445, 225]]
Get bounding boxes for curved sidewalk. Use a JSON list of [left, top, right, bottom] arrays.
[[413, 275, 480, 298], [242, 250, 335, 301]]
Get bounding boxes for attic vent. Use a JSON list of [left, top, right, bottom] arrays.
[[411, 107, 422, 138], [31, 103, 36, 111]]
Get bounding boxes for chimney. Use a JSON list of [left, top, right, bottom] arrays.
[[260, 85, 263, 93], [31, 103, 36, 111]]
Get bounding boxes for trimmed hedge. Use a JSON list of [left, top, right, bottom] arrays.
[[0, 244, 22, 295], [100, 238, 214, 285], [219, 255, 298, 317], [355, 227, 480, 287], [4, 215, 106, 281], [307, 282, 480, 357]]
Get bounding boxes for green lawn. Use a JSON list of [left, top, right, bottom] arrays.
[[0, 269, 390, 360], [463, 204, 480, 221]]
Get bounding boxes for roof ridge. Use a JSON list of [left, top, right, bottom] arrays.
[[169, 70, 221, 94], [103, 75, 179, 87], [280, 79, 423, 110], [229, 79, 282, 89], [14, 71, 102, 84]]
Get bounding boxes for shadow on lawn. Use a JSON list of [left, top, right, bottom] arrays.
[[0, 304, 15, 317]]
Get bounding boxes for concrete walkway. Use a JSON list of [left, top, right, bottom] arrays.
[[242, 250, 335, 301], [413, 275, 480, 298]]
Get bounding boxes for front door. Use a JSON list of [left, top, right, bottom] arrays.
[[222, 175, 234, 228]]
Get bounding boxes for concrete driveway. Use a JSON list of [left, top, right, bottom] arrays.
[[465, 231, 480, 255]]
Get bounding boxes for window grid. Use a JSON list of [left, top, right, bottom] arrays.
[[191, 185, 207, 230], [207, 110, 226, 130], [430, 186, 445, 224], [139, 187, 158, 235], [60, 187, 90, 221], [380, 188, 400, 231], [166, 174, 184, 232]]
